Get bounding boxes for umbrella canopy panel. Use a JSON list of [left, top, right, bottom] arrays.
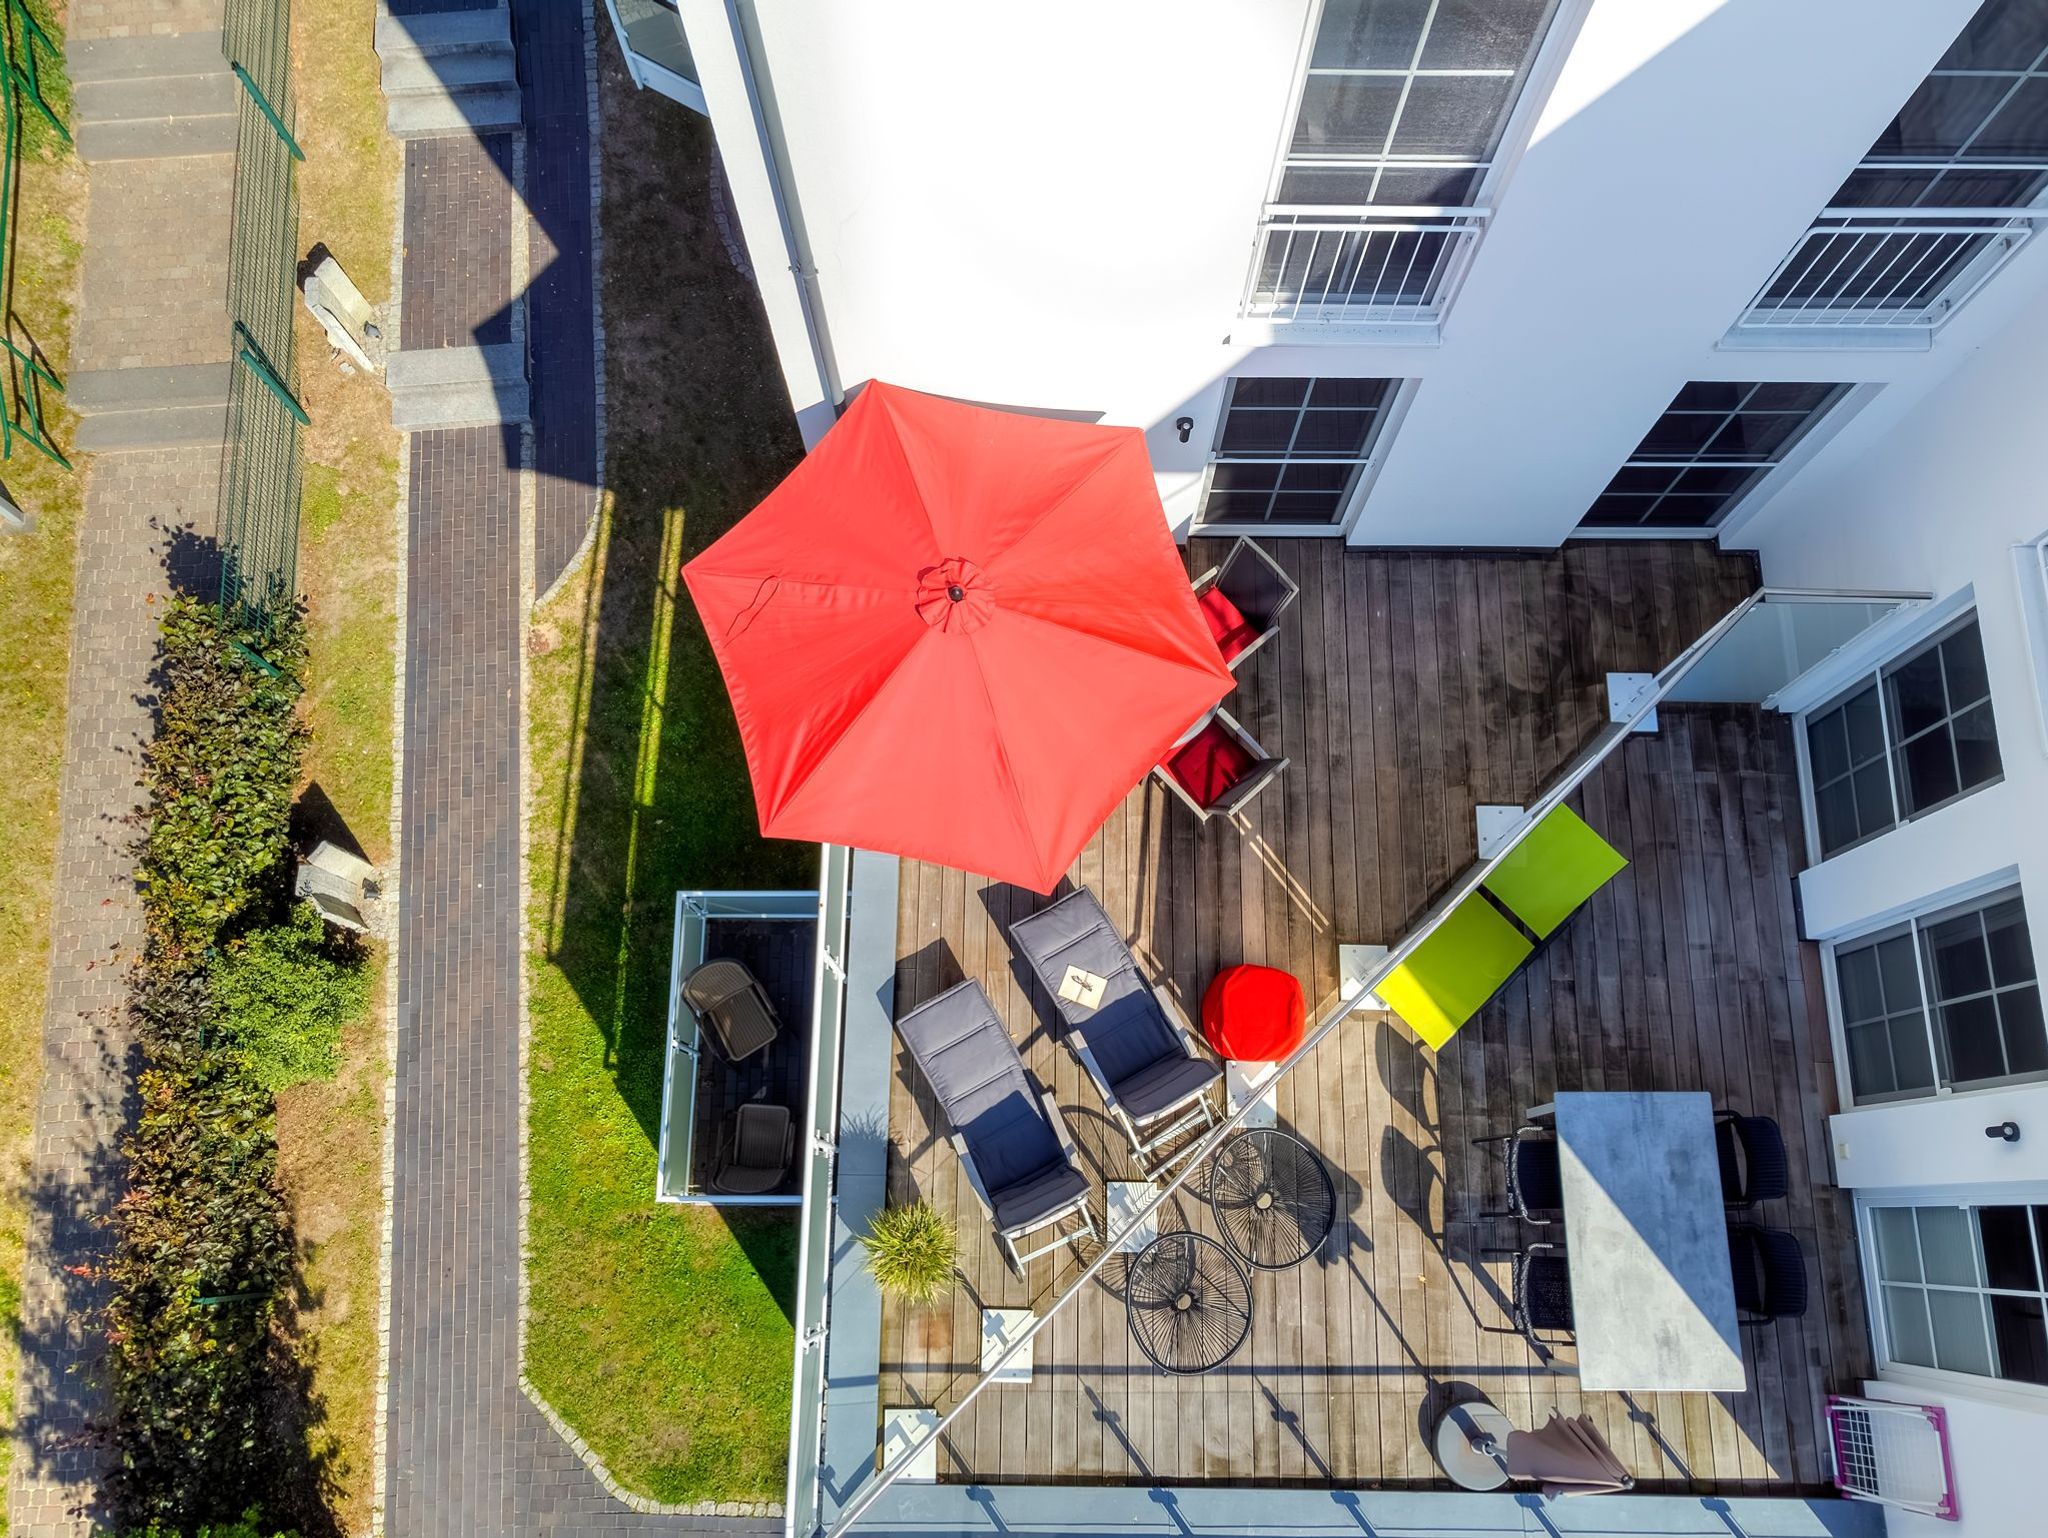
[[684, 383, 1234, 892]]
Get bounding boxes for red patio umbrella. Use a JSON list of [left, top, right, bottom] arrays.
[[683, 382, 1235, 893]]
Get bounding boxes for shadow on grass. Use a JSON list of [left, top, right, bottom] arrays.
[[532, 90, 809, 1307]]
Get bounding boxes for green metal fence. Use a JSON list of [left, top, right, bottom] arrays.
[[0, 0, 72, 472], [218, 0, 306, 627]]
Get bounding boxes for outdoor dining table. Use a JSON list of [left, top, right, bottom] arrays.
[[1531, 1090, 1746, 1393]]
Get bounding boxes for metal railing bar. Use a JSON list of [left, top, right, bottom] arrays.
[[824, 587, 1927, 1534]]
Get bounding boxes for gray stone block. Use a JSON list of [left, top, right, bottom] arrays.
[[374, 5, 513, 60], [388, 83, 523, 139], [77, 115, 240, 163], [68, 363, 231, 414], [66, 30, 228, 85], [380, 50, 517, 98], [75, 70, 236, 127], [71, 403, 229, 452]]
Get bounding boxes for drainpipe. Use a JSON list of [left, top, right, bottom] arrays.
[[722, 0, 843, 433]]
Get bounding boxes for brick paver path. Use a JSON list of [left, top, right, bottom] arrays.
[[7, 5, 233, 1532], [384, 18, 765, 1534]]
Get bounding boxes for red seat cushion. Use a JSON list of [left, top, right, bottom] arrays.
[[1162, 719, 1255, 809], [1200, 964, 1307, 1062], [1198, 586, 1259, 664]]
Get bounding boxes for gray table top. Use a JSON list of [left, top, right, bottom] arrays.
[[1549, 1091, 1745, 1393]]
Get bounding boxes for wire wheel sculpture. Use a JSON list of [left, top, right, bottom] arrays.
[[1124, 1232, 1253, 1375], [1208, 1128, 1337, 1270]]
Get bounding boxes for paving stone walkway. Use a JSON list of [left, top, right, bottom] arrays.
[[7, 4, 233, 1533], [383, 10, 767, 1534]]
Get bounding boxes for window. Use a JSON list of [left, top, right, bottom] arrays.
[[1579, 382, 1849, 532], [1279, 0, 1561, 208], [2016, 530, 2048, 751], [1200, 376, 1397, 527], [1834, 888, 2045, 1102], [1869, 1203, 2048, 1386], [1248, 0, 1563, 320], [1806, 616, 2002, 856], [1740, 1, 2048, 329]]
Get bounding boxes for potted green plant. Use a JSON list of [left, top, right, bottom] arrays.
[[858, 1200, 957, 1303]]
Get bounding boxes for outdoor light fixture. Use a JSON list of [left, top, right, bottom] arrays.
[[1175, 416, 1194, 443], [1985, 1121, 2021, 1143]]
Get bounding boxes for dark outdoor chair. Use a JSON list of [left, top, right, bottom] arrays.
[[1728, 1224, 1809, 1324], [1473, 1125, 1563, 1224], [1191, 537, 1299, 672], [1479, 1241, 1576, 1359], [711, 1102, 795, 1196], [895, 978, 1098, 1273], [680, 958, 782, 1063], [1008, 888, 1222, 1177], [1715, 1110, 1790, 1209], [1152, 707, 1290, 824], [1480, 1241, 1576, 1359]]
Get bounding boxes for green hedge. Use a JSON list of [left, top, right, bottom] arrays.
[[104, 599, 328, 1529]]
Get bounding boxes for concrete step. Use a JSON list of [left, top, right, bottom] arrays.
[[77, 113, 240, 162], [72, 402, 228, 452], [374, 6, 514, 61], [75, 70, 236, 128], [69, 363, 231, 414], [386, 82, 521, 138], [379, 49, 516, 98], [67, 31, 227, 85], [387, 343, 529, 431]]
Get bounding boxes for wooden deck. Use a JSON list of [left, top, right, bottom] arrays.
[[691, 917, 813, 1197], [878, 540, 1872, 1492]]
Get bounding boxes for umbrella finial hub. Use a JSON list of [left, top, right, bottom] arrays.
[[916, 557, 995, 634]]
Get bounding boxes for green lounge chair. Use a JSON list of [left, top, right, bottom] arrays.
[[1482, 805, 1629, 939], [1376, 894, 1534, 1052]]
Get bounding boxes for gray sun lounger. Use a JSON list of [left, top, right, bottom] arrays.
[[895, 979, 1098, 1273], [1007, 888, 1221, 1177]]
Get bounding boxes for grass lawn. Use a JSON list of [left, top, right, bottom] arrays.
[[271, 0, 404, 1527], [522, 40, 812, 1504], [0, 7, 86, 1522]]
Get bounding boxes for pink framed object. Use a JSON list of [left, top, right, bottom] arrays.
[[1825, 1394, 1958, 1521]]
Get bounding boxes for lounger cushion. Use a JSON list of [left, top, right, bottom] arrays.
[[1010, 891, 1184, 1089], [895, 980, 1070, 1195], [1481, 804, 1628, 940], [1114, 1052, 1222, 1121], [1375, 893, 1533, 1052], [990, 1161, 1091, 1235]]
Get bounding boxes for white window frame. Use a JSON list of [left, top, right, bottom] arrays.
[[1820, 877, 2044, 1110], [2014, 529, 2048, 755], [1245, 0, 1592, 333], [1856, 1192, 2048, 1408], [1793, 609, 2004, 862], [1190, 375, 1416, 539]]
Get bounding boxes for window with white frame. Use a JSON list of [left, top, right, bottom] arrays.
[[1200, 376, 1398, 527], [1738, 0, 2048, 331], [2016, 529, 2048, 751], [1833, 887, 2045, 1103], [1246, 0, 1564, 320], [1805, 616, 2002, 858], [1869, 1202, 2048, 1386], [1578, 382, 1850, 533]]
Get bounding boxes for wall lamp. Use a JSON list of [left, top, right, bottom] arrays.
[[1985, 1121, 2021, 1143], [1174, 416, 1194, 444]]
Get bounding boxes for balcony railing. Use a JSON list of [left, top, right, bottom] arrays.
[[1734, 207, 2044, 334], [1241, 205, 1488, 326]]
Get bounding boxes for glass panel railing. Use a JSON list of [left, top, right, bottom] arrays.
[[655, 892, 706, 1202], [785, 844, 853, 1538], [1664, 593, 1911, 706]]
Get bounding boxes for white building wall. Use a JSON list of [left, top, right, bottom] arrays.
[[672, 0, 2048, 545]]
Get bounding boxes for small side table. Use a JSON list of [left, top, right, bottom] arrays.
[[1209, 1128, 1336, 1269], [1124, 1232, 1253, 1376]]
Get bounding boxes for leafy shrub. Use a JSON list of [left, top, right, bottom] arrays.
[[208, 901, 367, 1090], [138, 597, 307, 959], [106, 966, 297, 1524], [858, 1201, 957, 1303], [121, 1507, 302, 1538]]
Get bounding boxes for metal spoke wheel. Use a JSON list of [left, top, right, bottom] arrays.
[[1124, 1232, 1253, 1375], [1208, 1128, 1336, 1270]]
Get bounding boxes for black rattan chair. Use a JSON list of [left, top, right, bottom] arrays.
[[1473, 1125, 1563, 1224], [1715, 1111, 1790, 1209], [681, 958, 782, 1063], [1480, 1241, 1575, 1358], [1728, 1224, 1808, 1323]]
